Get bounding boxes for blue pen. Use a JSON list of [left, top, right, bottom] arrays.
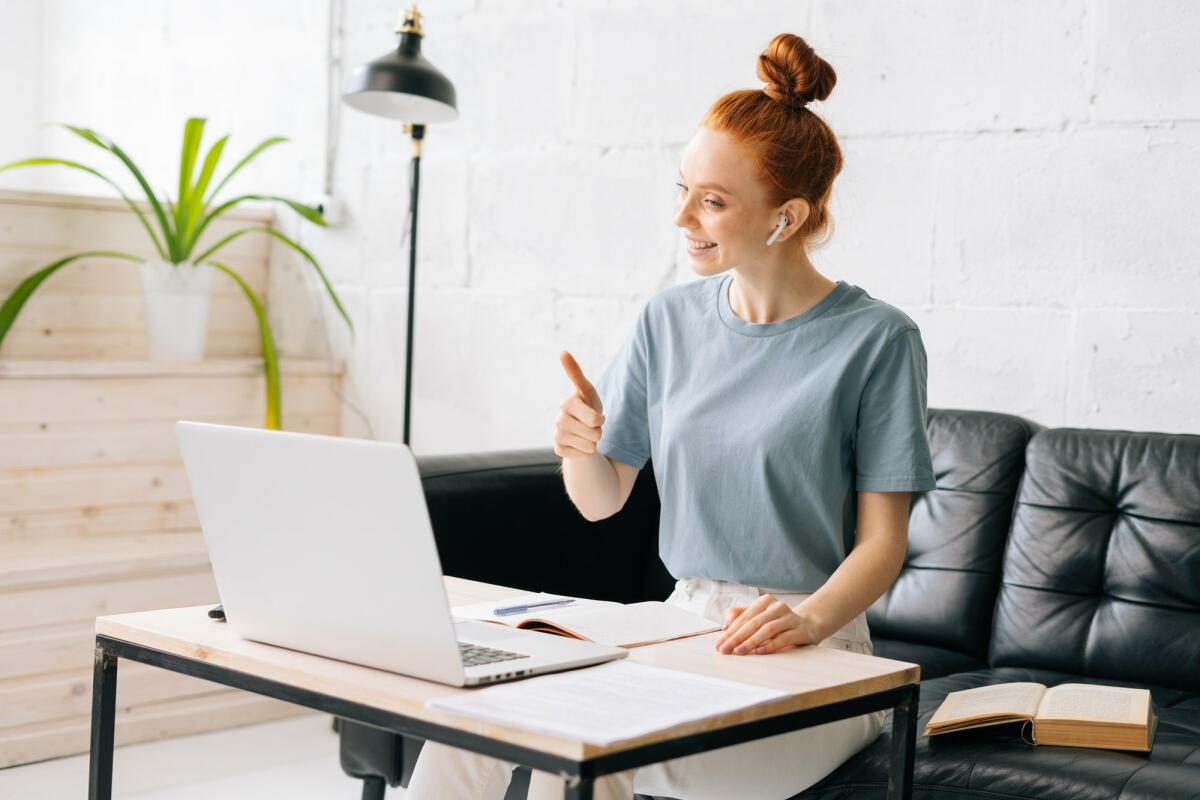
[[493, 598, 576, 617]]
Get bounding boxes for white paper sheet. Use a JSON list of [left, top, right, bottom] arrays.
[[428, 661, 789, 745]]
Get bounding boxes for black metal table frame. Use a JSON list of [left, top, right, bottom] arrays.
[[88, 634, 919, 800]]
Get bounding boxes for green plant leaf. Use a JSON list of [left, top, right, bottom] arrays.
[[205, 136, 287, 205], [0, 158, 166, 259], [59, 123, 178, 261], [186, 193, 326, 255], [176, 117, 206, 241], [178, 134, 228, 256], [0, 251, 142, 349], [207, 260, 281, 430], [60, 125, 105, 148], [193, 226, 353, 338], [265, 196, 326, 227]]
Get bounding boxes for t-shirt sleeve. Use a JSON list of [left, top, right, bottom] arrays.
[[593, 306, 652, 469], [854, 328, 937, 492]]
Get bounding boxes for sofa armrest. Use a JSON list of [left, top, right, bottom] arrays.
[[417, 448, 673, 604]]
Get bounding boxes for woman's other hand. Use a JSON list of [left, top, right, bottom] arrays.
[[715, 594, 820, 655], [555, 350, 606, 459]]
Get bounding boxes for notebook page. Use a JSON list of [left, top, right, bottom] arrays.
[[428, 660, 789, 745], [451, 593, 622, 628], [543, 601, 720, 647]]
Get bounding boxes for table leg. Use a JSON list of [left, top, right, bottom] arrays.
[[88, 641, 119, 800], [886, 683, 919, 800], [563, 774, 593, 800]]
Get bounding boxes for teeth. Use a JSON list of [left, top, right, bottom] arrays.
[[687, 238, 716, 249]]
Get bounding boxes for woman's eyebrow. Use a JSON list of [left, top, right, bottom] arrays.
[[678, 170, 734, 195]]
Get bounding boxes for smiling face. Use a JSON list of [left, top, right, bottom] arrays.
[[674, 126, 798, 276]]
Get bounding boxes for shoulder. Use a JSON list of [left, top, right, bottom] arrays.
[[637, 274, 722, 323], [834, 283, 922, 347]]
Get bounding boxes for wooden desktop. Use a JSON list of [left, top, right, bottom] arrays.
[[89, 576, 920, 800]]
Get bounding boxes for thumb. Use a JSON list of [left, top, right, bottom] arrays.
[[560, 350, 602, 410], [723, 607, 744, 630]]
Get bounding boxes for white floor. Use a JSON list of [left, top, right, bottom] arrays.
[[0, 714, 408, 799]]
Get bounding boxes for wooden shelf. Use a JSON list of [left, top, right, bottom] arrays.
[[0, 188, 276, 222], [0, 357, 345, 379]]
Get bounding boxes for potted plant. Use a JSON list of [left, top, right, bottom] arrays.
[[0, 117, 352, 430]]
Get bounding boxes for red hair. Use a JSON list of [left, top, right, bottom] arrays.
[[702, 34, 842, 249]]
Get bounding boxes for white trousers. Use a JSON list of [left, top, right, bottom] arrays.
[[406, 578, 885, 800]]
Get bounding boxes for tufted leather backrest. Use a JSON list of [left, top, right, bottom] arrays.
[[867, 409, 1040, 658], [989, 428, 1200, 692], [417, 449, 674, 604]]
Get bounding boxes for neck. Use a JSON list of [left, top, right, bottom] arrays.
[[727, 252, 837, 324]]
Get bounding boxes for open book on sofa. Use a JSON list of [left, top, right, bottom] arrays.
[[451, 593, 720, 648], [925, 681, 1157, 752]]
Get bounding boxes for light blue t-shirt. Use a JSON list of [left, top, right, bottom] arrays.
[[594, 273, 936, 593]]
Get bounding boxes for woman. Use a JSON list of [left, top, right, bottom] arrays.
[[407, 32, 935, 800]]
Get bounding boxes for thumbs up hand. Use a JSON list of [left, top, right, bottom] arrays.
[[555, 351, 606, 459]]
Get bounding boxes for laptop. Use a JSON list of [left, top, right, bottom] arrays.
[[175, 421, 627, 686]]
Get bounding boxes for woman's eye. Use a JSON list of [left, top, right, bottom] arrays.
[[676, 182, 723, 208]]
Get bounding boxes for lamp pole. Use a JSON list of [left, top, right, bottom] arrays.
[[402, 123, 424, 445], [343, 6, 457, 447]]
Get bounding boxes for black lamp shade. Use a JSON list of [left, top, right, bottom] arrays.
[[344, 32, 458, 123]]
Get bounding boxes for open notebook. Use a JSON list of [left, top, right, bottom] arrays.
[[452, 593, 721, 648]]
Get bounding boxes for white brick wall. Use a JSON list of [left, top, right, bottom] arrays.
[[0, 2, 41, 163], [1, 0, 328, 203], [2, 0, 1198, 451]]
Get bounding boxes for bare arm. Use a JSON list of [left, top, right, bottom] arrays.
[[716, 490, 911, 654], [554, 350, 642, 521], [560, 453, 640, 521], [791, 490, 910, 641]]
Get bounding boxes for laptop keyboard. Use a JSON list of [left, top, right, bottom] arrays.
[[458, 641, 531, 667]]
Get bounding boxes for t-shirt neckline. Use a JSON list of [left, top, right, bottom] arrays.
[[717, 273, 850, 337]]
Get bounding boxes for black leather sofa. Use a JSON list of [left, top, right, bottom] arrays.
[[338, 408, 1200, 800]]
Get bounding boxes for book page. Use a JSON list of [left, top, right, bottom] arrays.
[[428, 660, 788, 746], [1036, 683, 1149, 724], [926, 682, 1045, 729]]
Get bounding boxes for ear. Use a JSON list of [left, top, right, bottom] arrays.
[[774, 199, 811, 243]]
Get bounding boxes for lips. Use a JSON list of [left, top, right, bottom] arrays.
[[686, 236, 717, 256]]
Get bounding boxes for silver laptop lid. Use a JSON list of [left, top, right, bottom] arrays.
[[176, 421, 466, 684]]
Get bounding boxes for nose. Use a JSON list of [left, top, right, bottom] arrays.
[[674, 192, 696, 229]]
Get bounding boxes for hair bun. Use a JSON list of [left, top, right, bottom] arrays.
[[756, 33, 836, 109]]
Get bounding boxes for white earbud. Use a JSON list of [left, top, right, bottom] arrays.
[[766, 214, 787, 246]]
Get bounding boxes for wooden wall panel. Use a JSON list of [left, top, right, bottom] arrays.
[[0, 188, 273, 360], [0, 693, 310, 769], [0, 189, 343, 767]]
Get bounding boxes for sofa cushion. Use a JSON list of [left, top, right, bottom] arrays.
[[990, 428, 1200, 693], [870, 638, 986, 680], [868, 409, 1040, 660], [796, 667, 1200, 800]]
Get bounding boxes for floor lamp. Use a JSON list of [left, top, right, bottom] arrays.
[[343, 5, 458, 446]]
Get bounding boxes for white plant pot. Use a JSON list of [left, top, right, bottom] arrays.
[[139, 260, 214, 360]]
